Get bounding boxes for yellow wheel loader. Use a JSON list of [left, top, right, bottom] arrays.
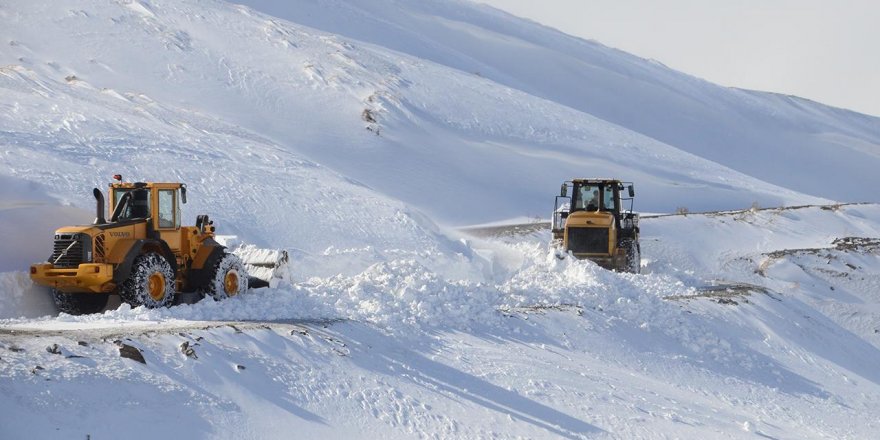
[[551, 178, 641, 273], [30, 176, 248, 314]]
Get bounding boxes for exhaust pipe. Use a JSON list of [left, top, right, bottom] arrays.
[[93, 188, 107, 225]]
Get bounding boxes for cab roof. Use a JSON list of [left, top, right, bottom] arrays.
[[570, 178, 622, 184], [109, 182, 184, 190]]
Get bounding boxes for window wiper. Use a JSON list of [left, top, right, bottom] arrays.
[[110, 192, 132, 222]]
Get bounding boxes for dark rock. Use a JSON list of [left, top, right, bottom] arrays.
[[77, 341, 89, 347], [117, 343, 146, 364], [361, 109, 376, 123], [46, 344, 62, 355]]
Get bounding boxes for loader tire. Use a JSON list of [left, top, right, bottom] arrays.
[[52, 289, 109, 315], [119, 252, 176, 308], [622, 239, 641, 274], [202, 253, 248, 301]]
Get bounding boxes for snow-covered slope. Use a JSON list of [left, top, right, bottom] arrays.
[[2, 0, 880, 438], [239, 0, 880, 205], [5, 0, 873, 230]]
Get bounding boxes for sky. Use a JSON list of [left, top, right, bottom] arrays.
[[479, 0, 880, 117]]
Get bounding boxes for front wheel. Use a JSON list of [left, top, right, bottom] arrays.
[[622, 239, 641, 274], [52, 289, 109, 315], [119, 252, 176, 308], [202, 253, 248, 300]]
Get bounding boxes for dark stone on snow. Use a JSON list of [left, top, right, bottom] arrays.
[[117, 343, 146, 364]]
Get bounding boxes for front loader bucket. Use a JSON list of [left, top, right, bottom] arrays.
[[215, 236, 289, 289], [234, 247, 289, 288]]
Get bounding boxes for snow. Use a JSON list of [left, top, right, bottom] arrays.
[[0, 174, 93, 272], [4, 205, 880, 438], [1, 0, 879, 438]]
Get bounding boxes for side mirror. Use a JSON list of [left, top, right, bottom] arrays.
[[180, 185, 187, 204], [560, 184, 567, 197], [628, 185, 635, 197]]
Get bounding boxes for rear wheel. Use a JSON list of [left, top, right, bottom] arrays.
[[202, 253, 248, 300], [119, 252, 176, 308], [52, 290, 109, 315]]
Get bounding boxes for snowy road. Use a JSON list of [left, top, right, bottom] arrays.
[[0, 319, 341, 341]]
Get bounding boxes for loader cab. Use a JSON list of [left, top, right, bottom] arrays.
[[108, 181, 189, 257], [554, 179, 633, 231], [571, 182, 619, 213], [109, 182, 186, 231]]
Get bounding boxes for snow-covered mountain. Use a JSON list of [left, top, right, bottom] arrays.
[[1, 0, 879, 439], [239, 0, 880, 205], [4, 0, 878, 230]]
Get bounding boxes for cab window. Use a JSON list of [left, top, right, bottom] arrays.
[[158, 189, 176, 228], [574, 184, 600, 210], [603, 188, 615, 211], [114, 188, 151, 220]]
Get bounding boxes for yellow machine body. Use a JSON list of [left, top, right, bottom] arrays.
[[551, 178, 640, 273], [30, 181, 220, 295]]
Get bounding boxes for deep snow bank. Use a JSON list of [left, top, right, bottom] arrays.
[[0, 175, 93, 319], [0, 175, 92, 272]]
